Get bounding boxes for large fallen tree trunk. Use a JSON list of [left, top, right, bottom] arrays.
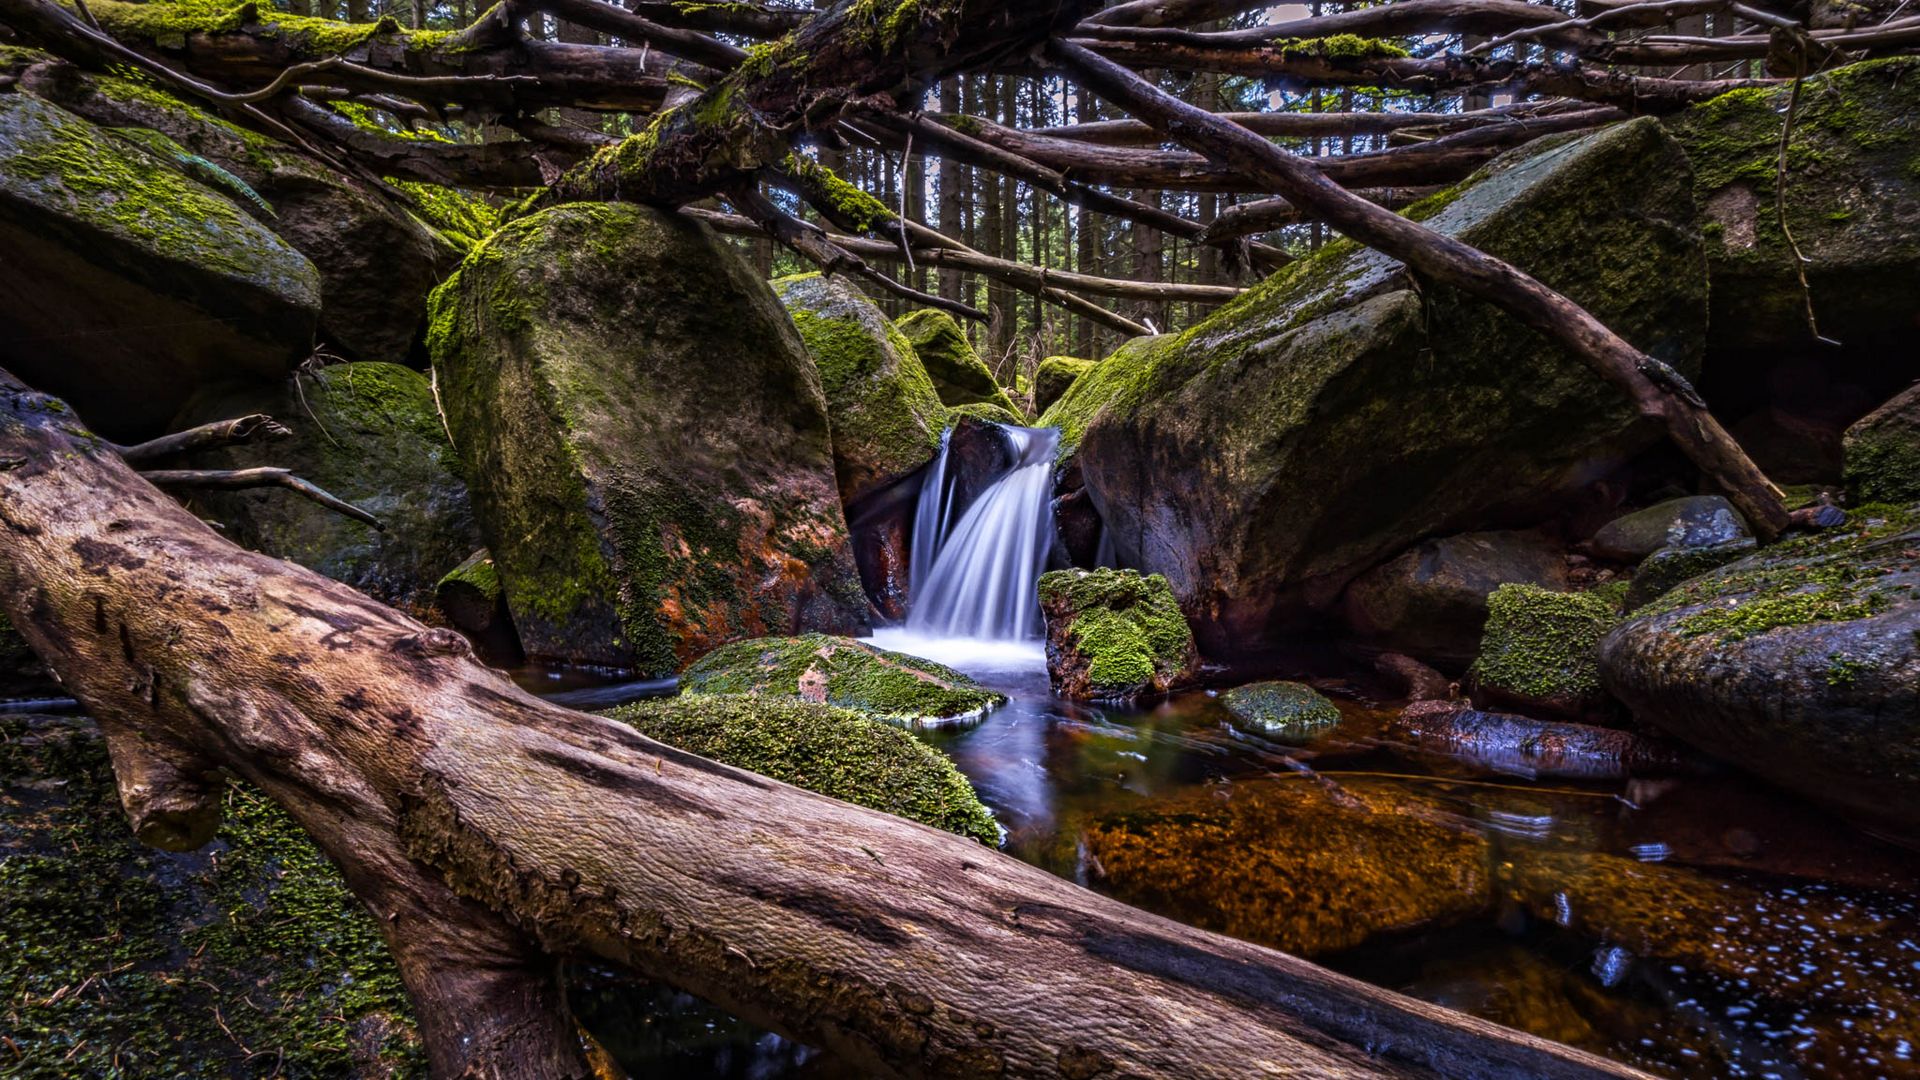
[[0, 370, 1647, 1078]]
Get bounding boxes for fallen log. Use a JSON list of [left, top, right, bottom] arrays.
[[0, 369, 1649, 1078]]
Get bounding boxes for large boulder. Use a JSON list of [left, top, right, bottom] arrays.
[[0, 92, 321, 439], [1470, 584, 1618, 718], [1038, 568, 1199, 702], [1341, 530, 1569, 668], [607, 696, 999, 844], [1600, 505, 1920, 840], [169, 362, 479, 616], [679, 634, 1005, 725], [429, 203, 867, 674], [773, 273, 946, 508], [1048, 119, 1706, 653], [1662, 58, 1920, 354], [1587, 495, 1749, 563], [1034, 355, 1093, 415], [16, 53, 459, 366], [1843, 382, 1920, 505], [894, 309, 1022, 416]]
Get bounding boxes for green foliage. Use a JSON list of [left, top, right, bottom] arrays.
[[607, 695, 999, 844], [679, 633, 1004, 724], [1471, 584, 1617, 701]]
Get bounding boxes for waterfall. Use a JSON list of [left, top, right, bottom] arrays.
[[907, 425, 1059, 641]]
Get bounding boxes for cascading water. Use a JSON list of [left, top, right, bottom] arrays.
[[905, 425, 1059, 641]]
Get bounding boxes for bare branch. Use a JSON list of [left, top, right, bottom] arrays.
[[140, 468, 385, 530]]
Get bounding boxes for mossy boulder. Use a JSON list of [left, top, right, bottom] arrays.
[[0, 92, 320, 438], [1219, 681, 1342, 741], [1623, 538, 1757, 611], [946, 400, 1026, 428], [1037, 568, 1199, 702], [1342, 530, 1569, 668], [435, 549, 522, 665], [1844, 383, 1920, 505], [0, 714, 424, 1077], [1470, 584, 1618, 718], [1083, 777, 1490, 957], [1600, 504, 1920, 839], [1053, 119, 1705, 655], [679, 634, 1005, 725], [773, 273, 946, 508], [430, 204, 865, 673], [1588, 495, 1749, 563], [606, 695, 998, 844], [1033, 355, 1093, 414], [1662, 58, 1920, 353], [169, 363, 479, 616], [894, 309, 1021, 416], [16, 49, 459, 366]]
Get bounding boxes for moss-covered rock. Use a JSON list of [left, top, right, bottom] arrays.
[[1623, 538, 1757, 611], [1052, 119, 1705, 655], [1600, 504, 1920, 839], [1033, 355, 1093, 415], [680, 634, 1005, 725], [1037, 568, 1198, 702], [169, 363, 478, 616], [606, 695, 998, 844], [1662, 58, 1920, 353], [1219, 681, 1342, 741], [1470, 584, 1618, 717], [0, 714, 424, 1077], [946, 400, 1026, 428], [429, 203, 866, 673], [1843, 383, 1920, 505], [894, 309, 1022, 416], [1083, 777, 1490, 957], [434, 548, 521, 664], [1588, 495, 1749, 563], [14, 55, 462, 367], [1342, 530, 1570, 668], [0, 91, 320, 438], [772, 272, 946, 508]]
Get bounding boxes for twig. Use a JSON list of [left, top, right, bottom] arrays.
[[1773, 42, 1841, 347], [140, 469, 384, 530], [113, 415, 292, 463]]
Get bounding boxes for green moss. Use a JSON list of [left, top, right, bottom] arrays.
[[1274, 34, 1410, 60], [680, 633, 1003, 724], [1038, 568, 1195, 699], [1471, 584, 1617, 702], [1644, 505, 1920, 642], [1220, 681, 1342, 740], [1845, 427, 1920, 505], [784, 153, 894, 233], [894, 308, 1020, 415], [606, 695, 998, 843], [947, 400, 1024, 427], [391, 178, 500, 253], [87, 0, 448, 56], [1033, 355, 1093, 413], [1038, 333, 1184, 460], [1624, 539, 1757, 611], [0, 715, 423, 1077], [436, 548, 500, 599]]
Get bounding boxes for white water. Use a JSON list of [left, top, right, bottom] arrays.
[[903, 425, 1060, 644]]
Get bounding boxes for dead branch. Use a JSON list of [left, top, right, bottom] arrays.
[[113, 415, 292, 463], [139, 468, 385, 530]]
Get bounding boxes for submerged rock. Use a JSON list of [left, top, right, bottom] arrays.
[[1843, 382, 1920, 505], [1470, 584, 1618, 718], [1083, 778, 1491, 956], [1037, 568, 1199, 702], [1220, 681, 1343, 741], [1342, 530, 1569, 668], [430, 203, 867, 673], [1033, 355, 1093, 415], [679, 634, 1004, 725], [774, 273, 947, 508], [1663, 58, 1920, 353], [1049, 119, 1705, 653], [1587, 495, 1748, 563], [894, 309, 1021, 416], [607, 695, 999, 844], [0, 92, 320, 439], [1600, 505, 1920, 839], [1387, 701, 1696, 780], [171, 363, 479, 616]]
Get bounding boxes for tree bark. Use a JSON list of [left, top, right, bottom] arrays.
[[0, 369, 1648, 1079]]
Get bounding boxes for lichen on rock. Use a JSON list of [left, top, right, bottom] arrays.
[[679, 634, 1005, 725], [1038, 568, 1199, 702], [606, 695, 999, 844]]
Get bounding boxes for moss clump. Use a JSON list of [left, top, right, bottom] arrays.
[[1220, 681, 1342, 741], [1642, 504, 1920, 642], [783, 153, 894, 233], [0, 715, 423, 1077], [606, 695, 998, 844], [1038, 568, 1196, 700], [680, 634, 1004, 725], [1033, 355, 1093, 414], [88, 0, 448, 56], [947, 400, 1025, 427], [1274, 34, 1411, 61], [1037, 332, 1184, 462], [894, 308, 1022, 416], [391, 178, 500, 253], [1470, 584, 1616, 705]]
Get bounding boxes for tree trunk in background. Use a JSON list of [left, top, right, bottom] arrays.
[[1075, 79, 1101, 360], [0, 370, 1645, 1080], [937, 78, 965, 304], [986, 77, 1020, 370]]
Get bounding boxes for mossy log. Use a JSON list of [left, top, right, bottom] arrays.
[[0, 369, 1650, 1077]]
